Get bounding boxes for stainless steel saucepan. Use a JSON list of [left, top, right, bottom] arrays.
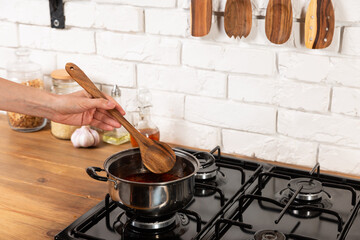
[[87, 148, 200, 217]]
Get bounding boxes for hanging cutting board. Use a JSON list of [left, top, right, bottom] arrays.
[[305, 0, 335, 49], [190, 0, 212, 37], [224, 0, 252, 38], [265, 0, 293, 44]]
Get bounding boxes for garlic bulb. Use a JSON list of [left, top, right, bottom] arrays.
[[71, 126, 100, 148]]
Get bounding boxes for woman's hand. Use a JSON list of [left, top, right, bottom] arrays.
[[50, 90, 125, 131]]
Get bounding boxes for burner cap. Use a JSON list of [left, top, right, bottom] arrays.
[[125, 213, 176, 230], [254, 230, 286, 240], [194, 152, 217, 180], [288, 178, 323, 201]]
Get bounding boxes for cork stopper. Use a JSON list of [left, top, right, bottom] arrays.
[[51, 69, 73, 81]]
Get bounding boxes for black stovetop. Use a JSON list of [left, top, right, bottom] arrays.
[[55, 147, 360, 240]]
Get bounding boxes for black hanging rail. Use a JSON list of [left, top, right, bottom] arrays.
[[49, 0, 65, 28]]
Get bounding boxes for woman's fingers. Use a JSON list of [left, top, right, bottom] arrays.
[[103, 93, 126, 115], [93, 110, 121, 128], [70, 90, 126, 115], [90, 118, 115, 131]]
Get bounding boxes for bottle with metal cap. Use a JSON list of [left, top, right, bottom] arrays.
[[102, 85, 130, 145]]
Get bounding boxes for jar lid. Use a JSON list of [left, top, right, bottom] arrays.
[[51, 69, 73, 81]]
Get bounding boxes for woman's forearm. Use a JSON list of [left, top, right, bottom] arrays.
[[0, 78, 57, 119]]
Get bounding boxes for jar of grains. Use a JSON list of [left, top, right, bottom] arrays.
[[6, 48, 47, 132], [50, 69, 82, 139]]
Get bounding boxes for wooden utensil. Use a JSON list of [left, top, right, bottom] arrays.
[[65, 63, 176, 174], [190, 0, 212, 37], [305, 0, 334, 49], [224, 0, 252, 38], [265, 0, 293, 44]]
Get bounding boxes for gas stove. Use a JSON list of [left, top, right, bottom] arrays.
[[55, 146, 360, 240]]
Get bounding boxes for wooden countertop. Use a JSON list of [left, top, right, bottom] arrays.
[[0, 115, 359, 239], [0, 115, 133, 239]]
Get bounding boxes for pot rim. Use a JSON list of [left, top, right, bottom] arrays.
[[103, 148, 200, 186]]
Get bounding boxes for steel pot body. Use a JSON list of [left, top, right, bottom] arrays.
[[87, 148, 200, 217]]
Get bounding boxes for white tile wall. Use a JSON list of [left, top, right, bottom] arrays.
[[0, 0, 360, 175]]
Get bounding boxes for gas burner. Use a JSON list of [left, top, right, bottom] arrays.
[[194, 152, 218, 180], [276, 178, 333, 218], [288, 178, 323, 202], [114, 212, 189, 239], [125, 213, 177, 230], [253, 230, 286, 240]]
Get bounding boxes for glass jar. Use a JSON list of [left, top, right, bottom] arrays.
[[130, 89, 160, 147], [102, 85, 130, 145], [6, 48, 47, 132], [50, 69, 82, 140]]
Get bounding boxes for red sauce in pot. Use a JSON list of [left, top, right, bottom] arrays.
[[124, 172, 180, 183]]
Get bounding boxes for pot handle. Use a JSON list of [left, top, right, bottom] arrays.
[[86, 167, 119, 190], [86, 167, 108, 182]]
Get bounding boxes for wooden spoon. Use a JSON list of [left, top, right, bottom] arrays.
[[265, 0, 293, 44], [305, 0, 335, 49], [190, 0, 212, 37], [65, 63, 176, 174], [224, 0, 252, 38]]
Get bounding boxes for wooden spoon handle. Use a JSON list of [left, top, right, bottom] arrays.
[[65, 63, 144, 141], [191, 0, 212, 37]]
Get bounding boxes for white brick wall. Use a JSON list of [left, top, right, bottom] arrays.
[[145, 9, 188, 37], [319, 145, 360, 175], [0, 0, 50, 26], [154, 117, 221, 150], [327, 56, 360, 87], [278, 52, 330, 83], [19, 25, 95, 53], [57, 53, 136, 87], [228, 75, 275, 104], [341, 27, 360, 56], [137, 64, 227, 98], [332, 87, 360, 117], [96, 31, 180, 65], [95, 5, 144, 32], [276, 79, 330, 112], [0, 47, 15, 69], [183, 41, 276, 76], [93, 0, 176, 8], [0, 22, 17, 47], [0, 0, 360, 175], [151, 90, 185, 119], [65, 2, 96, 28], [278, 109, 360, 148], [185, 96, 276, 134], [223, 130, 317, 167], [30, 50, 57, 75]]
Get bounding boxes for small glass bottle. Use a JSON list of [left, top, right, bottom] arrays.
[[130, 89, 160, 147], [50, 69, 82, 140], [6, 48, 47, 132], [102, 85, 130, 145]]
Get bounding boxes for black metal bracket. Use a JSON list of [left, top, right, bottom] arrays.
[[49, 0, 65, 29]]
